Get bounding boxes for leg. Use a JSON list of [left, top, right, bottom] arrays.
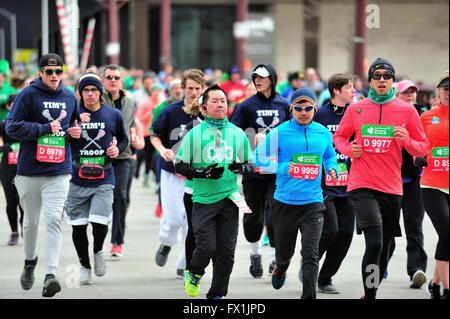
[[111, 159, 130, 245], [207, 199, 239, 298], [184, 192, 195, 267], [92, 222, 109, 254], [299, 203, 326, 299], [41, 174, 71, 275], [72, 225, 90, 269], [14, 175, 43, 262]]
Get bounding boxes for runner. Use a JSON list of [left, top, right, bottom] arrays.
[[231, 63, 290, 278], [313, 73, 356, 294], [333, 58, 429, 299], [151, 69, 205, 277], [5, 53, 79, 297], [102, 64, 137, 257], [0, 93, 24, 246], [420, 70, 448, 299], [391, 79, 428, 288], [65, 73, 128, 285], [175, 84, 253, 299], [254, 87, 339, 299]]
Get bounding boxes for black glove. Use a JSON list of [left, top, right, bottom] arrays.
[[193, 163, 224, 180], [414, 157, 428, 168], [0, 144, 13, 153], [228, 161, 255, 176]]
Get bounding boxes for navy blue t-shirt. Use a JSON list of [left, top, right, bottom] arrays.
[[231, 93, 290, 182], [151, 100, 194, 173], [313, 102, 352, 197], [6, 78, 78, 176], [70, 104, 127, 187]]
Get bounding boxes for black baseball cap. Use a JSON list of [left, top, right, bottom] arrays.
[[39, 53, 64, 68]]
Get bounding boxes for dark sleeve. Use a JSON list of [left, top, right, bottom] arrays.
[[230, 102, 247, 129], [115, 111, 129, 154]]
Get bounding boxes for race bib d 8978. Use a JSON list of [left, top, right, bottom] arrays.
[[361, 124, 394, 153], [290, 154, 321, 180], [36, 136, 65, 163]]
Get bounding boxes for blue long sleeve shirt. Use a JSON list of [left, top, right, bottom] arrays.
[[254, 119, 338, 205]]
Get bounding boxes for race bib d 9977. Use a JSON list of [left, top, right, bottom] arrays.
[[361, 124, 394, 153]]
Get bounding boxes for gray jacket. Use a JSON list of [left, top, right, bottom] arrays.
[[103, 90, 136, 160]]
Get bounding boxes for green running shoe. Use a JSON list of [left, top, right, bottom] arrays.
[[185, 271, 202, 297]]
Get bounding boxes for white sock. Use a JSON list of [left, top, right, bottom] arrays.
[[270, 247, 276, 263], [248, 241, 261, 256]]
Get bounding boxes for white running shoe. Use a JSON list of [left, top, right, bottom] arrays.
[[80, 266, 92, 285], [94, 250, 107, 277]]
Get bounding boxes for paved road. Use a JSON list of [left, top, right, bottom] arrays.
[[0, 175, 439, 301]]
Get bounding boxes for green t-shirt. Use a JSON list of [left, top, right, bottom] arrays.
[[0, 82, 17, 120], [176, 120, 252, 204]]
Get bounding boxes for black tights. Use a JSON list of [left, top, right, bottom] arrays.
[[72, 223, 108, 269], [361, 226, 394, 299]]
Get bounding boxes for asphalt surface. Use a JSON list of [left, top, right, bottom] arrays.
[[0, 174, 440, 302]]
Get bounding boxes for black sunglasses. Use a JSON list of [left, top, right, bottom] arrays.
[[106, 75, 121, 80], [42, 69, 63, 76], [372, 73, 393, 80], [293, 105, 314, 112]]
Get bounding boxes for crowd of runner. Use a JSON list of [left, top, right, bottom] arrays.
[[0, 54, 448, 299]]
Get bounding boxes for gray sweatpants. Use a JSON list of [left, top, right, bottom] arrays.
[[15, 174, 71, 275]]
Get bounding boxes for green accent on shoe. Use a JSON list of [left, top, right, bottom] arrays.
[[185, 272, 202, 297]]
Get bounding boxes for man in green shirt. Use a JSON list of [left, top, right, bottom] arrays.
[[174, 85, 253, 299]]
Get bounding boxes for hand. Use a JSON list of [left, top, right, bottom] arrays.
[[414, 156, 428, 168], [67, 120, 81, 139], [254, 133, 266, 146], [394, 123, 409, 142], [160, 148, 175, 162], [106, 141, 119, 158], [1, 144, 13, 153], [287, 162, 295, 175], [50, 120, 61, 134], [351, 139, 363, 158], [130, 128, 142, 149], [329, 168, 338, 181], [228, 161, 244, 174], [80, 112, 91, 123], [202, 163, 224, 179]]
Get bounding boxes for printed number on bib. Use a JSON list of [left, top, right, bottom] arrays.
[[430, 147, 449, 172], [291, 154, 321, 180], [325, 163, 348, 186], [36, 136, 65, 163], [7, 143, 20, 165], [361, 125, 394, 153]]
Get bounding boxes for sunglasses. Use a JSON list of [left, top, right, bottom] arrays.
[[42, 69, 63, 76], [372, 73, 393, 80], [105, 75, 121, 81], [293, 105, 315, 112]]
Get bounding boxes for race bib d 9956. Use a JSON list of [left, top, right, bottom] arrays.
[[36, 136, 65, 163], [361, 124, 394, 153], [291, 154, 321, 180]]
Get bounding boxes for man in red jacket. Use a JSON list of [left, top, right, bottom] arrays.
[[333, 58, 429, 299]]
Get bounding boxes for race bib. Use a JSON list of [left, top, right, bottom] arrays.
[[7, 143, 20, 165], [80, 156, 105, 166], [36, 136, 65, 163], [361, 125, 394, 153], [325, 163, 349, 187], [430, 147, 449, 172], [290, 154, 321, 180], [228, 192, 252, 214]]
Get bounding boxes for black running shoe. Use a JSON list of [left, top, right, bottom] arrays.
[[20, 257, 37, 290], [249, 254, 263, 278], [42, 274, 61, 298], [155, 244, 171, 267], [427, 281, 441, 299]]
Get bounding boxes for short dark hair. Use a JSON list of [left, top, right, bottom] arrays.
[[103, 64, 121, 77], [328, 73, 354, 99], [202, 84, 226, 105]]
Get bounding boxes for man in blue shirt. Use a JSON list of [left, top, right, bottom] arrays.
[[254, 88, 338, 299]]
